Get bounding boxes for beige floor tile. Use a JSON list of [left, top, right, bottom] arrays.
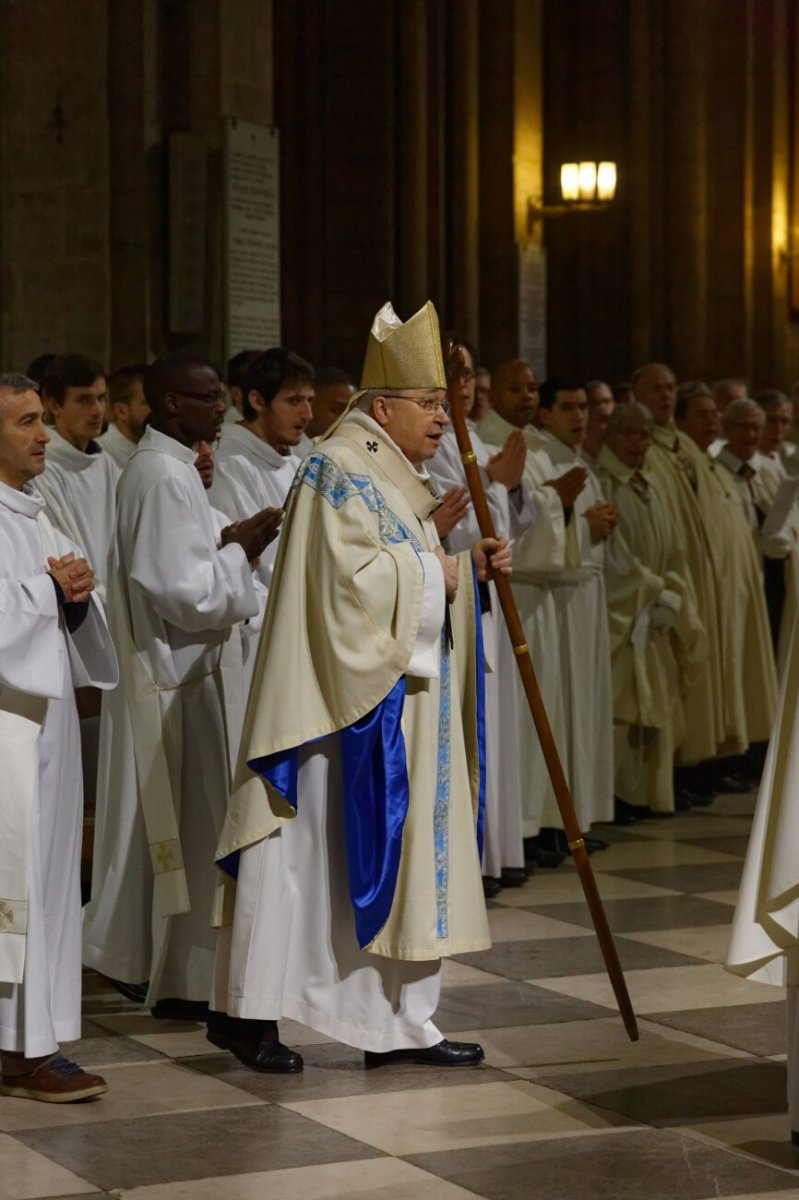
[[531, 963, 785, 1014], [678, 1113, 799, 1174], [440, 959, 507, 988], [281, 1079, 628, 1155], [0, 1061, 262, 1132], [628, 815, 755, 839], [447, 1015, 751, 1074], [131, 1029, 216, 1058], [0, 1131, 96, 1199], [621, 924, 733, 963], [486, 907, 594, 943], [579, 841, 738, 870], [117, 1158, 478, 1199], [697, 890, 741, 907], [494, 872, 677, 907]]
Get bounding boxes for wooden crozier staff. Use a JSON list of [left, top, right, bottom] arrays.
[[444, 343, 639, 1042]]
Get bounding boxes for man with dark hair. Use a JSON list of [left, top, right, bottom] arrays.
[[305, 366, 356, 443], [225, 349, 262, 424], [531, 376, 617, 837], [208, 350, 312, 665], [36, 353, 118, 605], [0, 373, 117, 1102], [98, 364, 150, 469], [83, 355, 282, 1020], [25, 353, 57, 385]]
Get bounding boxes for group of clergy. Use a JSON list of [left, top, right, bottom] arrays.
[[2, 304, 799, 1109]]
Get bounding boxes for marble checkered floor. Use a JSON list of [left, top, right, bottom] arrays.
[[6, 792, 799, 1200]]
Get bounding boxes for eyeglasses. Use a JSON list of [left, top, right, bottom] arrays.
[[172, 389, 226, 406], [388, 393, 451, 415]]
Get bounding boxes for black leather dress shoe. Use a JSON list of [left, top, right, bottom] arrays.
[[151, 998, 210, 1021], [482, 876, 502, 898], [715, 772, 755, 795], [364, 1039, 484, 1069], [105, 977, 148, 1004], [791, 1128, 799, 1147], [613, 798, 636, 826], [206, 1014, 303, 1074], [500, 867, 528, 888]]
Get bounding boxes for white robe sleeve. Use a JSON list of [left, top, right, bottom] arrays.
[[0, 574, 64, 699], [405, 550, 445, 678], [128, 476, 259, 633]]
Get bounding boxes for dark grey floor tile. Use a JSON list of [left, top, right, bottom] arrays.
[[16, 1104, 382, 1191], [603, 862, 744, 894], [456, 935, 702, 981], [184, 1042, 511, 1101], [646, 1003, 787, 1057], [88, 1013, 203, 1036], [59, 1035, 165, 1066], [407, 1127, 797, 1200], [532, 1058, 787, 1126], [519, 895, 735, 933], [432, 980, 612, 1028], [673, 835, 752, 858]]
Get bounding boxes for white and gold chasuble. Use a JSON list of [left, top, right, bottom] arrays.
[[217, 412, 490, 961]]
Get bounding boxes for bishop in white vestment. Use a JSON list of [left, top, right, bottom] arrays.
[[211, 303, 507, 1071]]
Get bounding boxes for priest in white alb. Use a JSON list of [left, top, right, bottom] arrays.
[[82, 356, 281, 1018], [597, 402, 704, 815], [208, 348, 313, 681], [530, 377, 617, 834], [210, 302, 510, 1072], [98, 364, 150, 470], [428, 337, 534, 893], [36, 354, 120, 605], [727, 618, 799, 1142], [478, 360, 580, 865], [0, 374, 117, 1103]]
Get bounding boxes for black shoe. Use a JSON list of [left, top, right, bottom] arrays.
[[614, 798, 636, 826], [364, 1038, 484, 1069], [792, 1129, 799, 1147], [584, 835, 609, 854], [500, 867, 528, 888], [105, 977, 148, 1005], [151, 998, 210, 1022], [482, 876, 502, 899], [715, 773, 755, 795], [206, 1014, 303, 1074], [525, 844, 568, 870]]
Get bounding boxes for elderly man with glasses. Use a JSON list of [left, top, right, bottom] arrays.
[[209, 303, 512, 1073]]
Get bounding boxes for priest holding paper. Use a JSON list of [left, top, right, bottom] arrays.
[[0, 374, 117, 1103], [211, 301, 510, 1072]]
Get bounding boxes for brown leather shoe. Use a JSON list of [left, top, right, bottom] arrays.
[[0, 1053, 107, 1102]]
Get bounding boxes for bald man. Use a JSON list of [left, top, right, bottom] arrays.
[[478, 361, 591, 863], [669, 380, 777, 792]]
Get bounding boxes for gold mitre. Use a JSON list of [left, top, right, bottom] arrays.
[[360, 300, 446, 391]]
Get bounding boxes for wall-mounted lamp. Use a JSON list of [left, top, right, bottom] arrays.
[[528, 161, 617, 232]]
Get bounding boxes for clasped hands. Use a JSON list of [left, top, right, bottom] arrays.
[[47, 552, 95, 604]]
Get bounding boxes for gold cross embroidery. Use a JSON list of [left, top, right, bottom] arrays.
[[0, 902, 15, 931], [155, 843, 175, 872]]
